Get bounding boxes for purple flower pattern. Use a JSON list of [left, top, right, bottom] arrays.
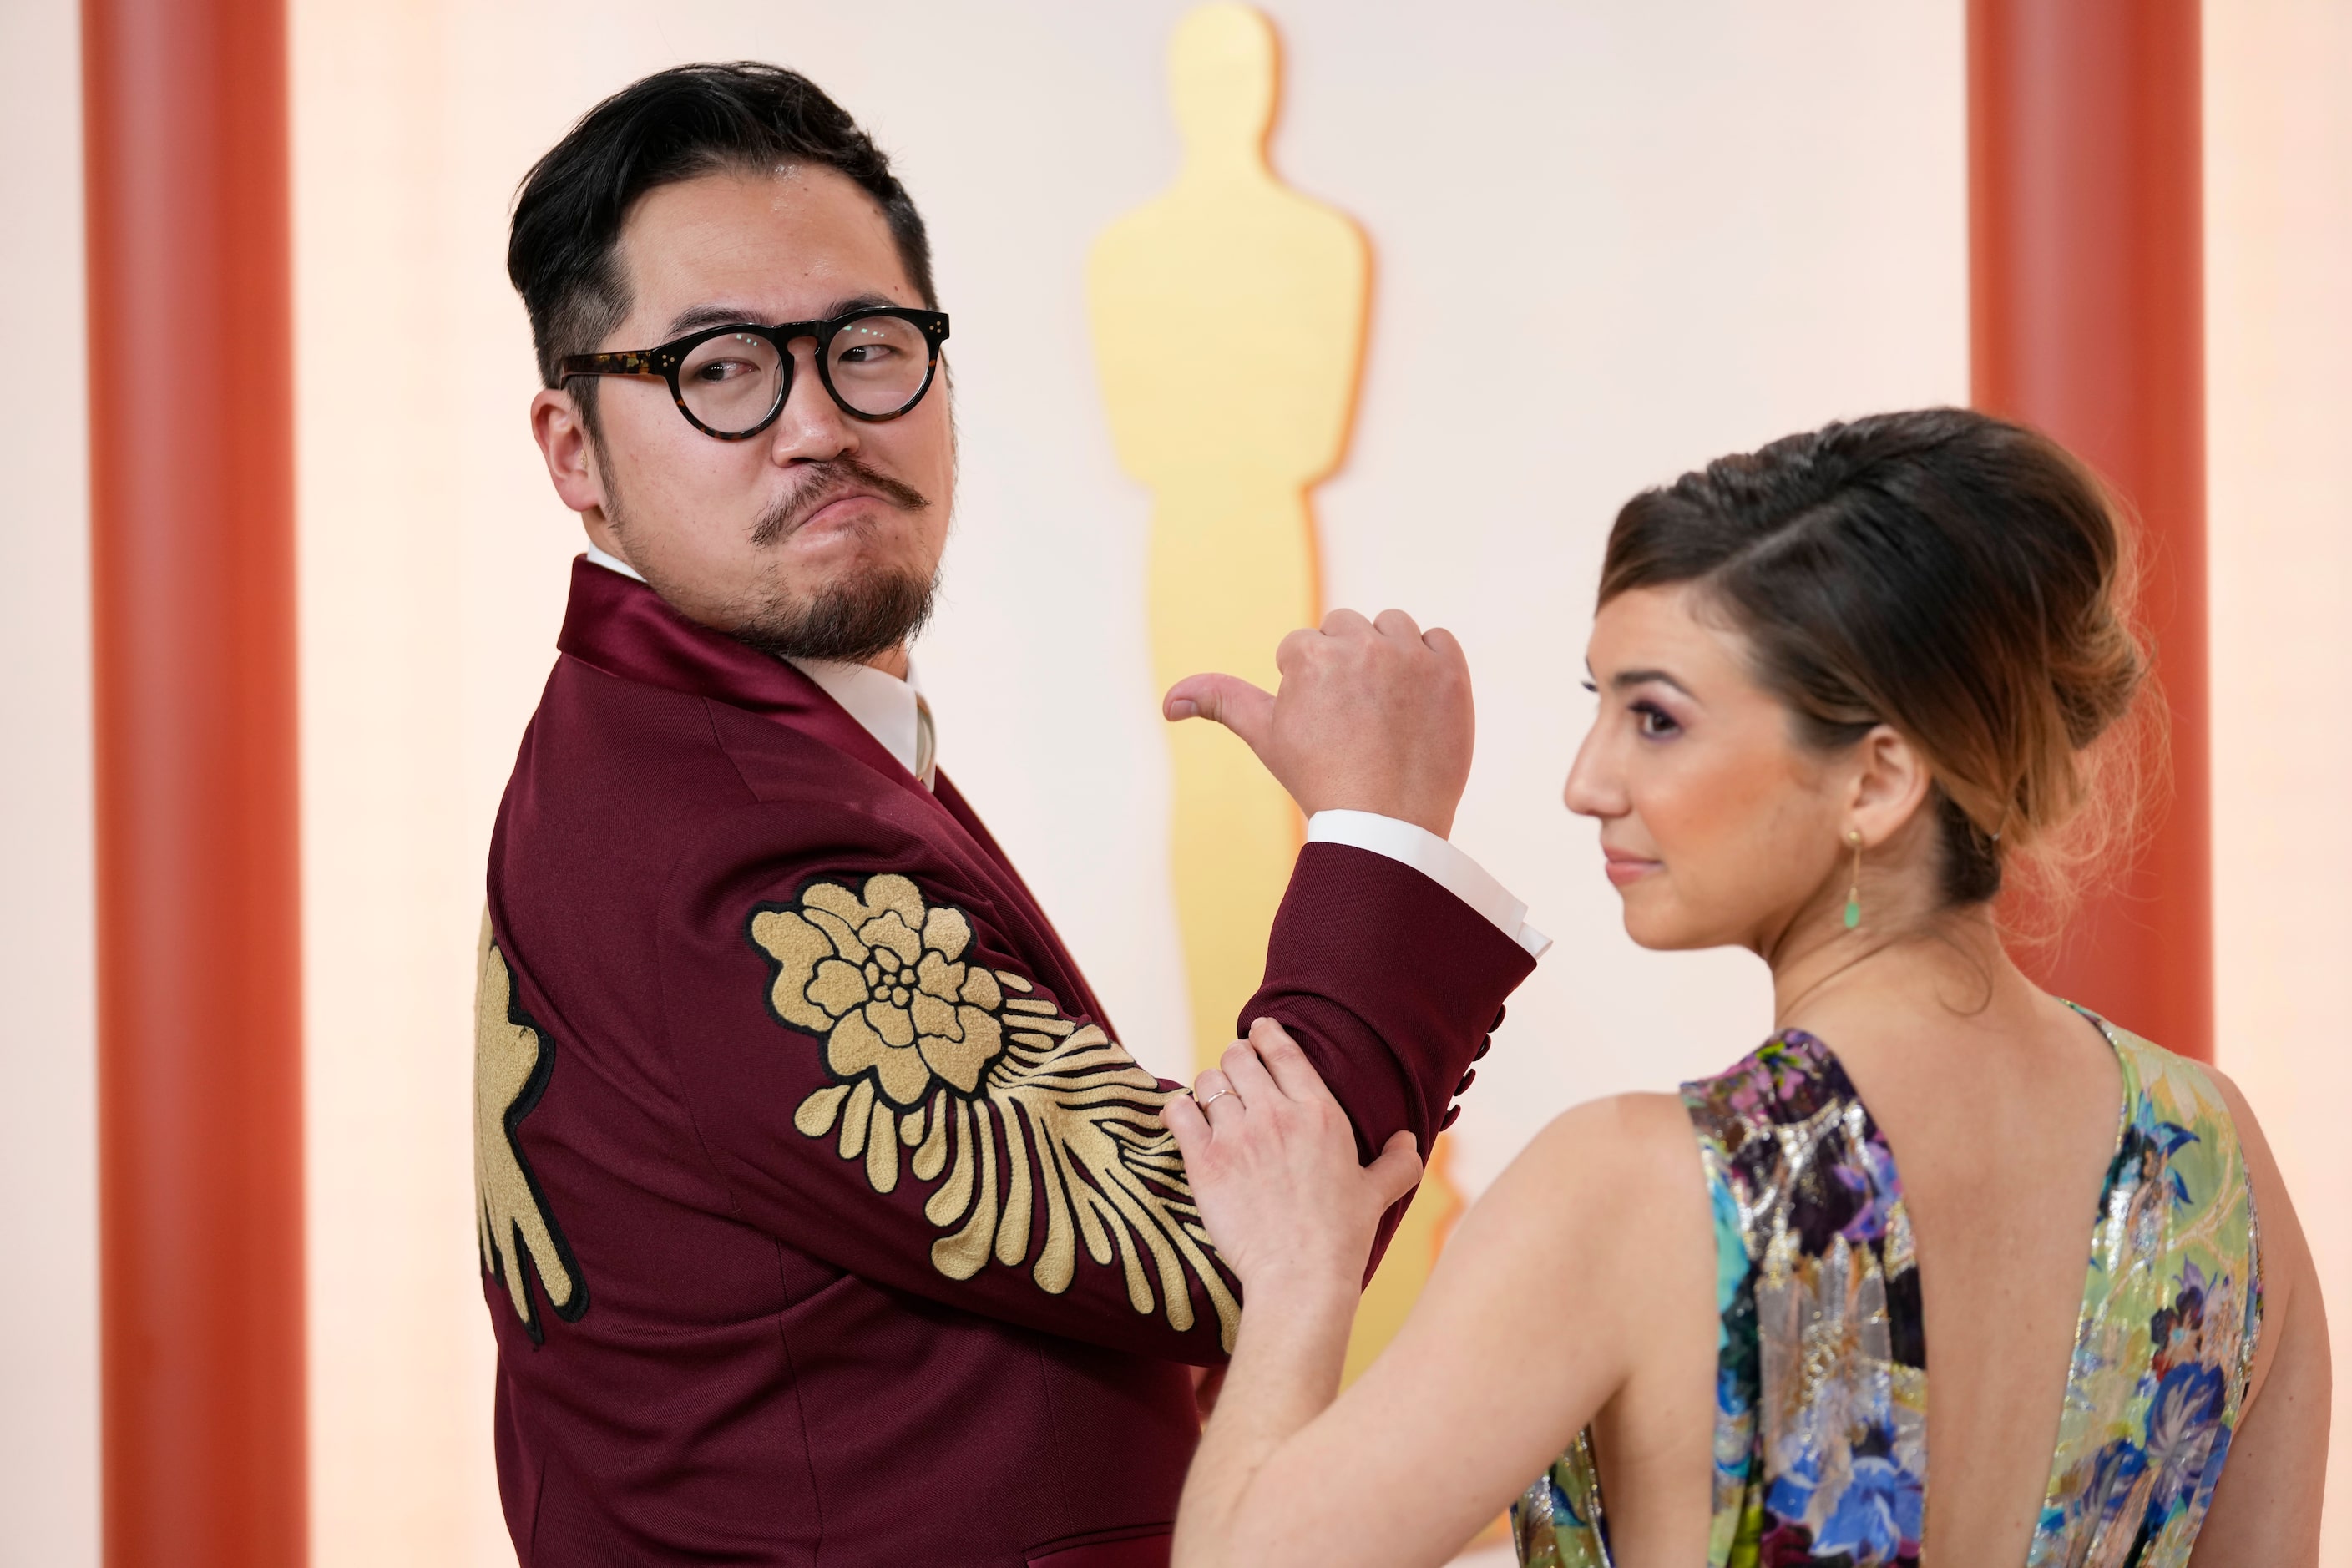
[[1513, 1013, 2258, 1568]]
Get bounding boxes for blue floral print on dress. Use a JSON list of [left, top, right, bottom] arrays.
[[1511, 1011, 2259, 1568]]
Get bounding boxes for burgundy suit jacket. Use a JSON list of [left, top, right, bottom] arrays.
[[477, 560, 1533, 1566]]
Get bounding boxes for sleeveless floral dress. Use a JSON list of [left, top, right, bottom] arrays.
[[1511, 1009, 2262, 1567]]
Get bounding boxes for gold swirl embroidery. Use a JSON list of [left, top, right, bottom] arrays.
[[473, 913, 587, 1340], [750, 874, 1237, 1348]]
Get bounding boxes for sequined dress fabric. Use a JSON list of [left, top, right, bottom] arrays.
[[1510, 1012, 2261, 1567]]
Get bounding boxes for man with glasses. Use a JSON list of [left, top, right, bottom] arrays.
[[482, 62, 1545, 1566]]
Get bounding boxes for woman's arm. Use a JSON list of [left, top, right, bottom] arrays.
[[1164, 1022, 1424, 1560], [1164, 1021, 1714, 1568]]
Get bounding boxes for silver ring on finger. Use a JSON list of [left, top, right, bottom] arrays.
[[1198, 1089, 1236, 1110]]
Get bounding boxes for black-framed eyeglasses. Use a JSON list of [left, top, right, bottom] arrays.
[[559, 306, 950, 440]]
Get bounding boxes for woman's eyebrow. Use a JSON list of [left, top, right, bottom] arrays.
[[1611, 667, 1696, 699]]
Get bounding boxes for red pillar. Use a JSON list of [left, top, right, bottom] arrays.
[[83, 0, 308, 1560], [1969, 0, 2211, 1060]]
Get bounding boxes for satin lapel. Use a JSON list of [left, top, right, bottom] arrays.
[[556, 556, 943, 814], [555, 558, 1113, 1033]]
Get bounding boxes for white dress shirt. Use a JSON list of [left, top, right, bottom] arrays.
[[581, 546, 1548, 956]]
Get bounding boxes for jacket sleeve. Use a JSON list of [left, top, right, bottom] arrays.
[[655, 804, 1533, 1366], [1234, 842, 1537, 1272]]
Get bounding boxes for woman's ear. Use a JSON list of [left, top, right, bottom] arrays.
[[1849, 724, 1935, 849]]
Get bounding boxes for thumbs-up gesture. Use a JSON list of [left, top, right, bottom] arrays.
[[1162, 608, 1474, 840]]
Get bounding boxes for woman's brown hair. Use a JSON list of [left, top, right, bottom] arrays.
[[1599, 407, 2152, 915]]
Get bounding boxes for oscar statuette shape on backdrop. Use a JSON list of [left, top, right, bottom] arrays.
[[1088, 2, 1460, 1388]]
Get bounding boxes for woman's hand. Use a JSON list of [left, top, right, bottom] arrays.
[[1163, 1017, 1424, 1298]]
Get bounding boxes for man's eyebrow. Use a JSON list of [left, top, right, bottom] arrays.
[[660, 294, 905, 341], [822, 291, 901, 318], [661, 302, 765, 339], [1611, 667, 1697, 699]]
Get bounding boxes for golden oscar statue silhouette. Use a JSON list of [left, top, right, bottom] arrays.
[[1088, 2, 1452, 1383]]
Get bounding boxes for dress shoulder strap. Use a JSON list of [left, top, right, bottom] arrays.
[[2026, 1015, 2263, 1565], [1685, 1031, 1927, 1565], [1511, 1033, 1929, 1567], [1513, 1020, 2264, 1568]]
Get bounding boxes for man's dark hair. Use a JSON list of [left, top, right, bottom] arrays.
[[508, 62, 936, 427]]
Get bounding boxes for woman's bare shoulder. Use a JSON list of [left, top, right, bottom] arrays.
[[1342, 1091, 1716, 1490], [1506, 1091, 1700, 1188], [1448, 1091, 1711, 1297], [2193, 1064, 2321, 1395]]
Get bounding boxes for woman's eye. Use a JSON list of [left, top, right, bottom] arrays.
[[1632, 701, 1680, 738]]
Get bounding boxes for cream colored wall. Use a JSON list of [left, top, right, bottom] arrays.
[[291, 5, 504, 1559], [0, 0, 99, 1564], [2206, 0, 2352, 1555], [287, 4, 1965, 1561]]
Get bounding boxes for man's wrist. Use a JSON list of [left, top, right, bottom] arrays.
[[1297, 793, 1454, 842]]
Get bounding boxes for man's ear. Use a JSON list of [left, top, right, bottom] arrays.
[[531, 387, 607, 518], [1849, 723, 1935, 849]]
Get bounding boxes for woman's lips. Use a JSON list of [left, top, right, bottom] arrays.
[[1601, 849, 1660, 886]]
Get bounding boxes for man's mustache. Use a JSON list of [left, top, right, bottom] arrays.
[[750, 456, 930, 549]]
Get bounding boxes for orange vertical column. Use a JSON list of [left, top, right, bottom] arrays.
[[82, 0, 308, 1562], [1970, 0, 2212, 1060]]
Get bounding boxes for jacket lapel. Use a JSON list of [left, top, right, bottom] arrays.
[[557, 557, 942, 812], [554, 558, 1115, 1032]]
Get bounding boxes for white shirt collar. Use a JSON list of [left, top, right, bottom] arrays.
[[787, 656, 930, 787], [580, 545, 933, 787], [583, 542, 645, 583]]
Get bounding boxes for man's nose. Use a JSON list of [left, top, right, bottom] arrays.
[[766, 339, 856, 464]]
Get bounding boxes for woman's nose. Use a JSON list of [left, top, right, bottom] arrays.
[[1561, 726, 1621, 819]]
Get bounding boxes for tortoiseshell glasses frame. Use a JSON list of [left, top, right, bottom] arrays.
[[558, 306, 951, 441]]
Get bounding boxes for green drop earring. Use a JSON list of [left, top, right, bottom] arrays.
[[1843, 829, 1864, 930]]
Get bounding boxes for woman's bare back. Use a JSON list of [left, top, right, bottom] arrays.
[[1803, 988, 2125, 1562], [1159, 976, 2318, 1568], [1579, 980, 2300, 1565]]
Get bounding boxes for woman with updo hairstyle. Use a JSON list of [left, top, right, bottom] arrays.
[[1163, 410, 2328, 1566]]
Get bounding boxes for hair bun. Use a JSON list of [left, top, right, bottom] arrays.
[[1599, 407, 2151, 918]]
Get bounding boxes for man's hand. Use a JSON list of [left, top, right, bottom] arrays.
[[1161, 609, 1473, 840]]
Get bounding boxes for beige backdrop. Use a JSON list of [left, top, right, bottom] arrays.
[[0, 1, 96, 1565], [2205, 0, 2352, 1543], [0, 3, 2344, 1565]]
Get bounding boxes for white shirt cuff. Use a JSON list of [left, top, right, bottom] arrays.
[[1305, 810, 1551, 959]]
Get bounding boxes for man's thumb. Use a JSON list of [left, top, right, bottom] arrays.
[[1366, 1130, 1424, 1208], [1163, 673, 1275, 755]]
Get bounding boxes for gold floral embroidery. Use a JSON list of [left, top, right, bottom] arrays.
[[474, 913, 586, 1340], [750, 874, 1238, 1348]]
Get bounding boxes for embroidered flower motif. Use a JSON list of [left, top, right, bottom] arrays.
[[754, 874, 1008, 1108], [748, 873, 1240, 1348]]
